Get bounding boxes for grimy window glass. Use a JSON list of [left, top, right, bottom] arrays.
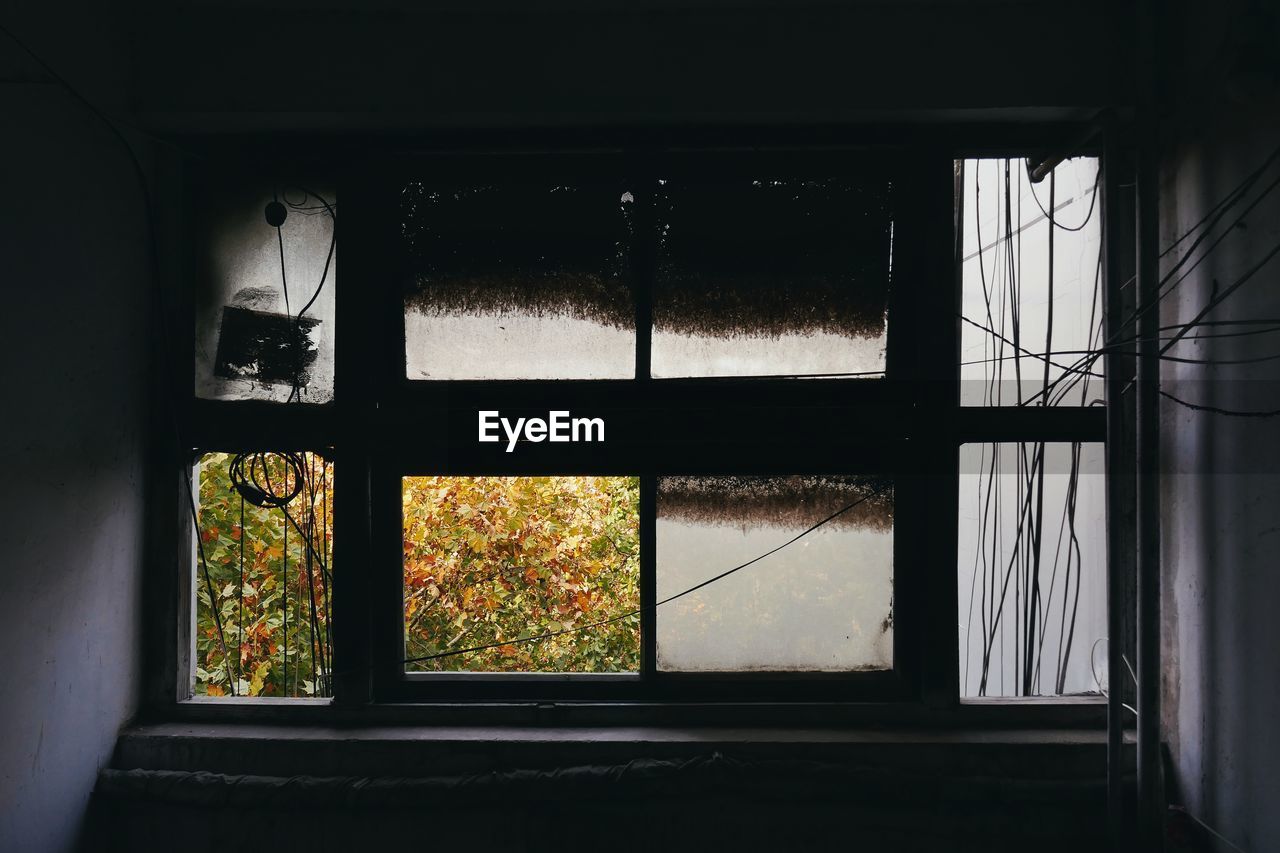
[[959, 158, 1103, 406], [402, 476, 640, 673], [192, 452, 333, 699], [652, 175, 894, 378], [401, 181, 637, 379], [655, 476, 894, 672], [957, 442, 1106, 698], [194, 183, 337, 403]]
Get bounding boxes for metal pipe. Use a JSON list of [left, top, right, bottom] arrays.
[[1135, 149, 1162, 851], [1135, 0, 1163, 848], [1102, 117, 1134, 850]]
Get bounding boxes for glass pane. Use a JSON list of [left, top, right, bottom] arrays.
[[958, 442, 1106, 698], [960, 158, 1104, 406], [652, 175, 893, 378], [656, 475, 894, 672], [403, 476, 640, 672], [195, 183, 336, 403], [402, 182, 636, 379], [193, 452, 334, 698]]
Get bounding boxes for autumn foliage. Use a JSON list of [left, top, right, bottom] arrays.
[[194, 452, 333, 697], [403, 476, 640, 672], [195, 464, 640, 698]]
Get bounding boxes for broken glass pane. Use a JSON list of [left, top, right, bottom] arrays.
[[193, 451, 333, 699], [656, 475, 894, 672], [402, 476, 640, 673], [958, 442, 1106, 698], [401, 182, 636, 379], [195, 183, 336, 403], [960, 158, 1104, 406], [652, 176, 893, 378]]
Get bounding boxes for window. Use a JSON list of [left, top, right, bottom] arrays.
[[180, 147, 1108, 710], [956, 157, 1108, 699]]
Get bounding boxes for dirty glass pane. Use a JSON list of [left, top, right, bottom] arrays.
[[402, 476, 640, 673], [193, 452, 333, 699], [401, 182, 636, 379], [652, 175, 893, 378], [960, 158, 1104, 406], [656, 476, 894, 672], [958, 442, 1106, 698], [195, 183, 336, 403]]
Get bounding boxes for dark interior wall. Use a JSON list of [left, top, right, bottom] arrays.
[[129, 0, 1131, 133], [0, 6, 151, 852], [1159, 2, 1280, 850]]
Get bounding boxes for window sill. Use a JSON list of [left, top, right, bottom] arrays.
[[160, 694, 1107, 730], [117, 717, 1120, 782]]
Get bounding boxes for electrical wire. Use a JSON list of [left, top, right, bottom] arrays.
[[1026, 167, 1101, 232], [1159, 389, 1280, 418]]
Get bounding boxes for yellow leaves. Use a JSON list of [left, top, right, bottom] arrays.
[[465, 530, 489, 553], [205, 684, 225, 697], [399, 475, 641, 673]]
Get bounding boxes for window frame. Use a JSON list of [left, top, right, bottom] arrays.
[[171, 132, 1111, 718]]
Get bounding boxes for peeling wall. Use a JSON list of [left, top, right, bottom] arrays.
[[0, 5, 149, 851]]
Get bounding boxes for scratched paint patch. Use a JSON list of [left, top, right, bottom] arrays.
[[401, 181, 637, 379], [654, 177, 893, 337], [213, 306, 321, 387], [652, 175, 894, 377], [193, 178, 336, 403]]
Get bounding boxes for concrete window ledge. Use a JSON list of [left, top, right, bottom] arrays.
[[97, 726, 1126, 853], [112, 722, 1121, 781]]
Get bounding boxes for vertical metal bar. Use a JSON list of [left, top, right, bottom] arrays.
[[919, 151, 961, 707], [641, 476, 657, 682], [633, 167, 655, 382], [1103, 119, 1136, 850], [1136, 147, 1162, 851], [331, 164, 377, 706], [634, 158, 658, 682]]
